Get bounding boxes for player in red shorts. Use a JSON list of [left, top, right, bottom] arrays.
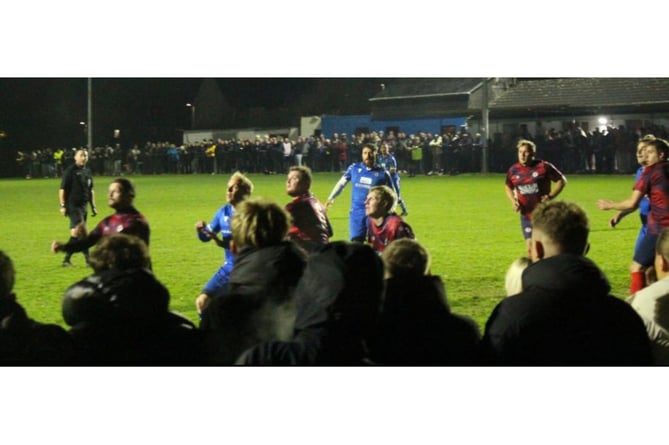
[[365, 185, 415, 254], [505, 139, 567, 253], [598, 138, 669, 294]]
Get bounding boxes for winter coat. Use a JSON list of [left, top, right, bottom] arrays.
[[481, 254, 652, 365]]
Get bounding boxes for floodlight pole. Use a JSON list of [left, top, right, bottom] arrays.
[[481, 78, 489, 173]]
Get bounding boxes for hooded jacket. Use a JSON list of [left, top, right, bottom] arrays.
[[63, 268, 203, 365], [200, 241, 306, 364], [371, 275, 481, 365], [481, 254, 652, 365], [236, 242, 384, 365]]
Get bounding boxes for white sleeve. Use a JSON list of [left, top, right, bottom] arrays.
[[328, 176, 349, 201]]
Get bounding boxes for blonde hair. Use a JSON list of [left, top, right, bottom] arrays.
[[230, 171, 254, 197], [231, 198, 290, 249], [369, 185, 397, 214], [517, 139, 536, 153], [504, 256, 531, 296], [381, 238, 430, 279]]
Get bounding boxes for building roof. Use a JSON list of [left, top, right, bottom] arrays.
[[489, 78, 669, 113], [369, 78, 485, 101]]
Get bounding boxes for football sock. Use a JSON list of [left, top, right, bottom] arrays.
[[630, 271, 646, 295]]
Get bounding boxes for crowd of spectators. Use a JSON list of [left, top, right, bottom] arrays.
[[2, 193, 666, 365], [14, 122, 669, 179]]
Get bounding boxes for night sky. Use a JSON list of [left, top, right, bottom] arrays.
[[0, 78, 384, 153]]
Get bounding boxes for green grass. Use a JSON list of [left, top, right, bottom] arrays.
[[0, 172, 642, 332]]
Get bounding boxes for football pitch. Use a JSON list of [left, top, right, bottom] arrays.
[[0, 171, 642, 331]]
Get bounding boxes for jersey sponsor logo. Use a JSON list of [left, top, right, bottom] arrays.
[[517, 183, 539, 195], [360, 176, 372, 185], [532, 172, 539, 178]]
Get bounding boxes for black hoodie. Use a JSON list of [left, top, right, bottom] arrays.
[[236, 242, 384, 365], [481, 254, 652, 365]]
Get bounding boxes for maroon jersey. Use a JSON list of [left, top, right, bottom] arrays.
[[506, 160, 565, 219], [367, 213, 415, 253], [63, 206, 150, 253], [285, 194, 332, 252], [634, 161, 669, 235]]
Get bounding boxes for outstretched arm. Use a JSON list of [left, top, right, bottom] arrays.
[[598, 190, 644, 212], [325, 176, 349, 208]]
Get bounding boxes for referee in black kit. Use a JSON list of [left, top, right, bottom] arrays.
[[58, 149, 97, 267]]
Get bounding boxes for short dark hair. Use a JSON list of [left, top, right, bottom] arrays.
[[112, 178, 136, 199], [531, 201, 589, 255], [289, 166, 312, 189], [645, 138, 669, 159], [88, 234, 150, 273]]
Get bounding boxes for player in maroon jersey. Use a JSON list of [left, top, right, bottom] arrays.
[[598, 138, 669, 294], [285, 166, 332, 253], [505, 139, 567, 253], [365, 185, 415, 254], [51, 178, 150, 262]]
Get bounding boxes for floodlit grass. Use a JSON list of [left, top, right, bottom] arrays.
[[0, 171, 641, 332]]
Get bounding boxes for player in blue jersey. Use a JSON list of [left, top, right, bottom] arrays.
[[194, 171, 254, 314], [608, 135, 654, 253], [326, 143, 399, 242], [377, 142, 408, 216]]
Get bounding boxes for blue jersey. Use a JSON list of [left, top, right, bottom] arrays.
[[198, 203, 235, 266], [333, 162, 396, 212], [328, 162, 397, 241], [635, 166, 650, 223], [377, 153, 397, 173]]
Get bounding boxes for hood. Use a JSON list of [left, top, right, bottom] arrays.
[[62, 268, 170, 326], [293, 241, 384, 340], [228, 241, 306, 301], [521, 254, 611, 297]]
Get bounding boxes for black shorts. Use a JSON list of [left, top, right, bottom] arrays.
[[67, 205, 88, 229]]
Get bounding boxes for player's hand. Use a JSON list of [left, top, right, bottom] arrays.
[[73, 222, 87, 238], [325, 199, 334, 210], [195, 220, 206, 231], [51, 241, 62, 253], [195, 294, 209, 315], [59, 207, 66, 216], [91, 206, 97, 217], [512, 199, 520, 212], [597, 199, 612, 211], [609, 215, 620, 228]]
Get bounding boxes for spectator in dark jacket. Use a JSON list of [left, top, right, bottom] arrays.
[[370, 239, 481, 365], [481, 200, 652, 365], [199, 198, 306, 364], [0, 250, 75, 365], [62, 234, 203, 365], [236, 241, 384, 365]]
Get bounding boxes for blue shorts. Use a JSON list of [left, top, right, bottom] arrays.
[[520, 214, 533, 240], [349, 209, 367, 242], [203, 261, 234, 297], [633, 232, 658, 267]]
